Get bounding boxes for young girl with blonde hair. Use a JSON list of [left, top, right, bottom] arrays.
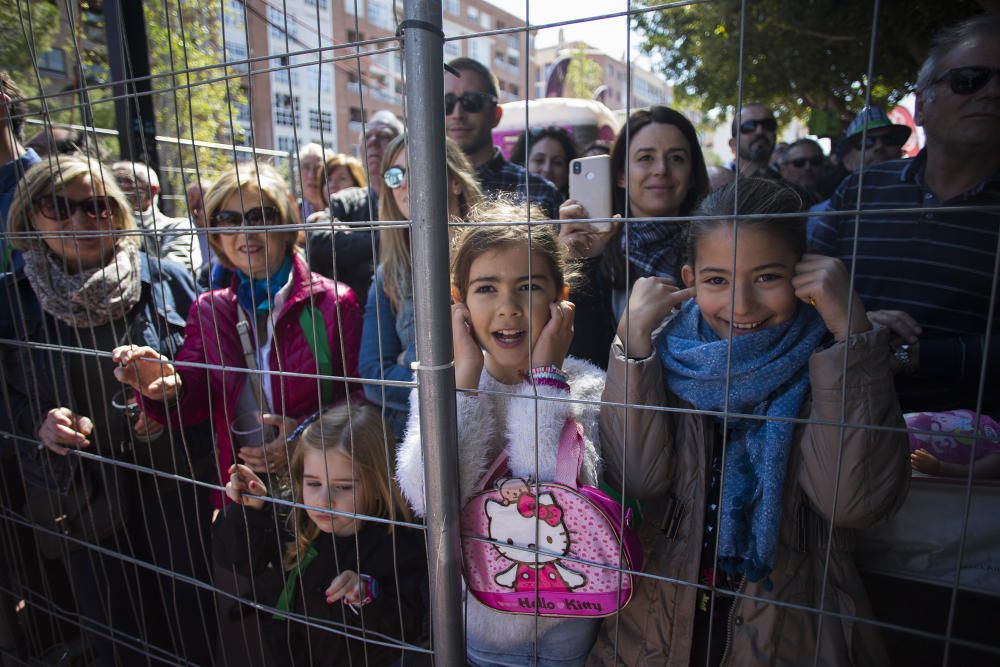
[[213, 401, 426, 666]]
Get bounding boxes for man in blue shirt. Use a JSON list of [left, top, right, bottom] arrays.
[[0, 71, 41, 274], [444, 57, 563, 218], [810, 14, 1000, 413]]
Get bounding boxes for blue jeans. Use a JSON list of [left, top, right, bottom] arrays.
[[466, 621, 597, 667]]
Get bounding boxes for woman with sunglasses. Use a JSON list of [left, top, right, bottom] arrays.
[[359, 134, 482, 436], [114, 162, 362, 503], [0, 154, 215, 665]]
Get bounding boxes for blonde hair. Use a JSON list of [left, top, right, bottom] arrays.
[[378, 134, 483, 308], [319, 153, 366, 193], [283, 402, 412, 570], [451, 198, 576, 301], [8, 155, 136, 252], [203, 162, 300, 270]]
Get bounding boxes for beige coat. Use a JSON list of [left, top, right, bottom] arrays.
[[588, 326, 910, 667]]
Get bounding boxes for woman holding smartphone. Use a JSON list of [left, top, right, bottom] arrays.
[[559, 106, 709, 367]]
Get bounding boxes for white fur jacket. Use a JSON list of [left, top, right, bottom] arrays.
[[395, 356, 607, 652], [395, 355, 606, 518]]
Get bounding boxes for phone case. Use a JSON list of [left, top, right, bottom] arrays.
[[568, 155, 613, 230]]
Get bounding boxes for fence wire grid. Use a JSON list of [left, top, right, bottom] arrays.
[[0, 0, 998, 666]]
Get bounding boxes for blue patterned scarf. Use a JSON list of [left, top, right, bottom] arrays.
[[236, 256, 293, 314], [657, 300, 826, 583]]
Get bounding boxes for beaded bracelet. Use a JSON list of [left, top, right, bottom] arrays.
[[529, 365, 569, 391]]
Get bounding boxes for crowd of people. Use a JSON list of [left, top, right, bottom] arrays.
[[0, 12, 997, 667]]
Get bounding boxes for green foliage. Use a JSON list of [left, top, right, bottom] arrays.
[[564, 48, 604, 100], [634, 0, 987, 126], [0, 0, 60, 81], [1, 0, 246, 201]]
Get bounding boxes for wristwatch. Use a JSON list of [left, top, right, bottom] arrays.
[[893, 343, 915, 374]]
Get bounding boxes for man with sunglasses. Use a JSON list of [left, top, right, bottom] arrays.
[[727, 103, 780, 178], [778, 138, 825, 201], [445, 57, 563, 218], [839, 106, 911, 174], [306, 110, 404, 301], [0, 71, 41, 274], [112, 161, 202, 275], [811, 14, 1000, 415]]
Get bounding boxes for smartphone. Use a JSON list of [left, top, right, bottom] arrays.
[[568, 155, 613, 231]]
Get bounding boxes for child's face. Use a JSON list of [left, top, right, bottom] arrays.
[[302, 448, 363, 536], [464, 243, 559, 383], [681, 224, 800, 340]]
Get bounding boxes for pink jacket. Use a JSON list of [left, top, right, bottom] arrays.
[[145, 255, 362, 501]]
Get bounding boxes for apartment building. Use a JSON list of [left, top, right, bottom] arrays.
[[534, 36, 673, 112]]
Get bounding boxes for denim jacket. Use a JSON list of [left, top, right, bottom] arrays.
[[0, 252, 196, 467], [358, 268, 415, 437]]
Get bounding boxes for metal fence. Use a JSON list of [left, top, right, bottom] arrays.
[[1, 1, 998, 666]]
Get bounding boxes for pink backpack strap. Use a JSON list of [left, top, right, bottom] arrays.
[[472, 452, 511, 494], [553, 419, 584, 488]]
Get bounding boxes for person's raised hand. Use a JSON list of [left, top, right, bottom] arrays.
[[452, 302, 484, 391], [112, 345, 180, 402], [236, 414, 298, 474], [37, 407, 93, 456], [618, 278, 694, 359], [792, 254, 870, 342], [326, 570, 364, 605], [531, 299, 576, 371], [225, 464, 268, 509], [868, 309, 921, 345]]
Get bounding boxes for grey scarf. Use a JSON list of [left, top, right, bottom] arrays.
[[23, 242, 142, 328]]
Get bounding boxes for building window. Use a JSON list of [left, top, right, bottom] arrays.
[[277, 135, 297, 153], [275, 94, 300, 127], [479, 13, 491, 29], [347, 29, 363, 44], [344, 0, 364, 16], [349, 107, 364, 123], [305, 0, 328, 7], [467, 39, 489, 67], [309, 109, 333, 131], [37, 48, 66, 74], [466, 6, 479, 23], [446, 0, 459, 15], [367, 0, 393, 30]]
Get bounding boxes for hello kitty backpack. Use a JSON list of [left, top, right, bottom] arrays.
[[460, 419, 643, 618]]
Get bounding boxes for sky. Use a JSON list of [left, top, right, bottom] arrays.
[[485, 0, 643, 62]]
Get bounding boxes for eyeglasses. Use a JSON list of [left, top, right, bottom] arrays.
[[34, 195, 118, 222], [738, 117, 777, 134], [444, 91, 497, 115], [784, 156, 824, 169], [931, 66, 1000, 96], [383, 166, 407, 190], [210, 206, 281, 229]]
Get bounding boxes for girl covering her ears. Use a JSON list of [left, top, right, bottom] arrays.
[[395, 200, 607, 667], [212, 402, 427, 666], [588, 179, 910, 666]]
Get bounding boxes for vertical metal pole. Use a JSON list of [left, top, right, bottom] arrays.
[[402, 1, 465, 664], [104, 0, 160, 174]]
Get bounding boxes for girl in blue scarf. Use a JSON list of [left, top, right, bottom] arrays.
[[588, 179, 909, 667]]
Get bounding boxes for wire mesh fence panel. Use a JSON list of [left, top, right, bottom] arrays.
[[0, 0, 998, 666]]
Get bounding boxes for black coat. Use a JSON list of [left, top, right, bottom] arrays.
[[213, 501, 428, 666]]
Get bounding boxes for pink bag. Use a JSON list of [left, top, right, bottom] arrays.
[[460, 420, 643, 618], [905, 410, 1000, 464]]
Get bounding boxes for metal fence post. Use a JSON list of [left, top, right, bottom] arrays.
[[402, 1, 465, 664]]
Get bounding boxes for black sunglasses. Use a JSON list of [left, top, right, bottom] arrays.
[[444, 91, 497, 115], [739, 117, 777, 134], [785, 156, 824, 169], [210, 206, 281, 229], [34, 195, 118, 222], [931, 66, 1000, 96], [383, 166, 407, 190]]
